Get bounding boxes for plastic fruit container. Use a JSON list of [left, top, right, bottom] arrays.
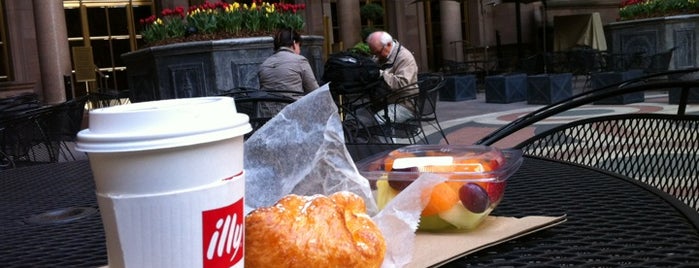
[[356, 144, 523, 232]]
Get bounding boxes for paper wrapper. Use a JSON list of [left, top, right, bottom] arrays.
[[244, 84, 443, 266], [243, 84, 565, 267], [243, 84, 377, 214]]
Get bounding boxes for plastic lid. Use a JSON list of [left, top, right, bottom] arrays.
[[76, 97, 251, 153], [356, 144, 523, 182]]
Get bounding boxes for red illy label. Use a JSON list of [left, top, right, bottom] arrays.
[[202, 198, 244, 267]]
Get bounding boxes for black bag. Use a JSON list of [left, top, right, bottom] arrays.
[[322, 52, 381, 94]]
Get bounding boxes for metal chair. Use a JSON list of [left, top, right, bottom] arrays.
[[517, 54, 546, 75], [219, 88, 298, 139], [564, 46, 604, 90], [476, 68, 699, 210], [43, 96, 89, 161], [329, 79, 389, 143], [337, 73, 449, 145], [0, 93, 41, 115], [365, 88, 424, 144], [89, 89, 130, 109], [344, 143, 407, 162], [643, 47, 676, 74], [407, 73, 449, 144], [0, 106, 57, 169]]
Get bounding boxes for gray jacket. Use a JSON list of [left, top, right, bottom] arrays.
[[258, 47, 319, 96]]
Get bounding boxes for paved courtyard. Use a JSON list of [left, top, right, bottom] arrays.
[[428, 89, 697, 147]]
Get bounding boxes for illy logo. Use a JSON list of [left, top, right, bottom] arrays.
[[202, 198, 244, 267]]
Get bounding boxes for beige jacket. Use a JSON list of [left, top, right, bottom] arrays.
[[376, 41, 419, 111]]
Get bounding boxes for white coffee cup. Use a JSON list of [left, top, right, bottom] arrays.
[[76, 97, 251, 268]]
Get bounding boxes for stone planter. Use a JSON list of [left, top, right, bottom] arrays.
[[440, 73, 476, 101], [121, 36, 324, 103], [668, 71, 699, 104], [526, 73, 572, 105], [606, 15, 699, 70], [668, 88, 699, 104], [591, 70, 645, 104], [485, 73, 527, 103]]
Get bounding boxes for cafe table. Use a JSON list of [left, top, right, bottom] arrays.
[[2, 156, 699, 267]]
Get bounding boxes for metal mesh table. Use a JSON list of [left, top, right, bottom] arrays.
[[0, 160, 106, 267], [1, 157, 699, 267], [448, 156, 699, 267]]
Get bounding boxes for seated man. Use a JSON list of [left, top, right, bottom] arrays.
[[365, 31, 419, 125]]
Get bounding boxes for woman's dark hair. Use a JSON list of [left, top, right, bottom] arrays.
[[273, 28, 301, 51]]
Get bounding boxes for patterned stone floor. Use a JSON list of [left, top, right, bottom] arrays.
[[425, 92, 699, 148]]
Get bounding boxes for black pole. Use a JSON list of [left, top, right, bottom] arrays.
[[516, 0, 523, 60], [542, 0, 548, 73]]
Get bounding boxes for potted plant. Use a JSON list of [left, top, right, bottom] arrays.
[[619, 0, 699, 21], [123, 0, 324, 103], [360, 3, 384, 40]]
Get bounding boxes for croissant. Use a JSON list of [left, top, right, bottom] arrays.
[[245, 191, 386, 268]]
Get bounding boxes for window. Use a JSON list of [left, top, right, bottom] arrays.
[[64, 1, 154, 94], [0, 0, 11, 81]]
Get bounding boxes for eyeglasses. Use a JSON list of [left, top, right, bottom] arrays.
[[371, 44, 386, 55]]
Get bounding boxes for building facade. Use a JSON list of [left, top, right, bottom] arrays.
[[0, 0, 620, 103]]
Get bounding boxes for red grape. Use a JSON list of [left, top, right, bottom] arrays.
[[387, 167, 419, 190], [459, 183, 490, 213]]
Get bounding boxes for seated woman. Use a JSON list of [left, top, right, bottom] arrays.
[[257, 28, 319, 116]]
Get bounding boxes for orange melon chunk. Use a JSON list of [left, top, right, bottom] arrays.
[[421, 182, 460, 216]]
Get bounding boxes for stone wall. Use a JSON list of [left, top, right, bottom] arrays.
[[606, 14, 699, 70], [122, 36, 324, 103]]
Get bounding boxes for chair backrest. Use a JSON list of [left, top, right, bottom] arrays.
[[89, 89, 128, 109], [416, 73, 445, 118], [345, 143, 407, 162], [645, 47, 676, 74], [518, 54, 545, 75], [517, 113, 699, 210], [219, 89, 297, 139], [476, 76, 699, 210], [44, 95, 89, 141], [477, 68, 699, 146], [565, 46, 602, 75], [0, 106, 57, 167], [0, 93, 41, 115]]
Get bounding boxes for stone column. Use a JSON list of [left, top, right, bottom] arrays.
[[337, 0, 361, 50], [300, 0, 324, 37], [33, 0, 71, 104], [384, 0, 426, 71], [440, 0, 463, 62], [466, 0, 486, 47], [298, 0, 326, 65]]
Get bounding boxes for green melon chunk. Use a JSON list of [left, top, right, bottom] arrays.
[[438, 203, 489, 230], [418, 214, 455, 231]]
